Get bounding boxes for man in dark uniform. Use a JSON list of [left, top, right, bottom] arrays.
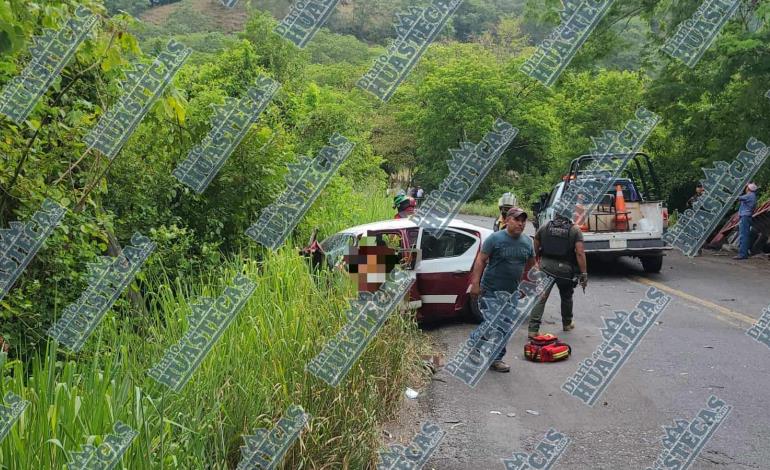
[[528, 214, 588, 336]]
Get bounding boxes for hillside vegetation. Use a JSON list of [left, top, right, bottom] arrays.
[[1, 0, 769, 467]]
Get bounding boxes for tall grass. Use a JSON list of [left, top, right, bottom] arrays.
[[461, 200, 500, 218], [0, 192, 428, 468]]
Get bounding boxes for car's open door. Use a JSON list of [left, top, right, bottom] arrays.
[[415, 226, 481, 319], [365, 229, 422, 310]]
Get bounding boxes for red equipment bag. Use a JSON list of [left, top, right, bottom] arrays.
[[524, 334, 571, 362]]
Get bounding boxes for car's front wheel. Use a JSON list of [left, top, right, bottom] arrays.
[[462, 295, 484, 324]]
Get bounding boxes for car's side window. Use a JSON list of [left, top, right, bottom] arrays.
[[421, 230, 476, 260]]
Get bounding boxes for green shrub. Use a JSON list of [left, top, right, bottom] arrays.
[[0, 246, 427, 468]]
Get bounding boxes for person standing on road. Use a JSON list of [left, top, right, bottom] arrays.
[[393, 195, 417, 219], [469, 207, 535, 372], [528, 214, 588, 336], [493, 192, 517, 232], [687, 183, 705, 209], [734, 182, 758, 260]]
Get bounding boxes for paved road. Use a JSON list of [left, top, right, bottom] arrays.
[[410, 214, 770, 470]]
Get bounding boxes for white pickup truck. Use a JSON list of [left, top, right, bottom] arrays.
[[531, 153, 671, 273]]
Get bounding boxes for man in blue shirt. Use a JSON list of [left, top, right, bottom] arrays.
[[734, 182, 758, 260], [469, 207, 535, 372]]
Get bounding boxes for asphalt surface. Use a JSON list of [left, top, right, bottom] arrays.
[[409, 214, 770, 470]]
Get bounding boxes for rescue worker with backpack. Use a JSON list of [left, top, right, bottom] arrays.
[[493, 192, 517, 232], [528, 214, 588, 337]]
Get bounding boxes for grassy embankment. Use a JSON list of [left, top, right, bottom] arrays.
[[0, 193, 428, 469], [461, 200, 500, 218]]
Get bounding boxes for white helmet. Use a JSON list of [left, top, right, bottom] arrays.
[[498, 192, 517, 208]]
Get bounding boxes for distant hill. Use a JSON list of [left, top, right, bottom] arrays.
[[140, 0, 251, 34]]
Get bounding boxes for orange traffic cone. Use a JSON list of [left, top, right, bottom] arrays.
[[614, 184, 629, 231]]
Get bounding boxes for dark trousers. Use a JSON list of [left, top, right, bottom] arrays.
[[528, 277, 576, 334]]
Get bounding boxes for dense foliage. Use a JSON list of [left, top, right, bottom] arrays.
[[1, 0, 769, 467]]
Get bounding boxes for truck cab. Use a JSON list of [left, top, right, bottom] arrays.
[[532, 153, 671, 273]]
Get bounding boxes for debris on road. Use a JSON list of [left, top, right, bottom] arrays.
[[405, 388, 419, 399], [525, 410, 540, 416], [490, 410, 502, 415]]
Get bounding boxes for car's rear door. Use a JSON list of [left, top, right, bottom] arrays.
[[415, 226, 480, 319]]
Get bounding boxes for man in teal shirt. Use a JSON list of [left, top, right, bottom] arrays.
[[469, 207, 535, 372]]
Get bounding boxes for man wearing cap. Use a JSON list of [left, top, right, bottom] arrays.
[[528, 213, 587, 336], [469, 207, 535, 372], [734, 182, 759, 260]]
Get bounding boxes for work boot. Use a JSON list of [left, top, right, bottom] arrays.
[[490, 360, 510, 373], [563, 322, 575, 331]]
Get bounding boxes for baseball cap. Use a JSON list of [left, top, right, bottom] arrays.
[[506, 207, 527, 219]]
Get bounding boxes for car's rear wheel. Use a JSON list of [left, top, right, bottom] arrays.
[[640, 255, 663, 273], [462, 295, 484, 324]]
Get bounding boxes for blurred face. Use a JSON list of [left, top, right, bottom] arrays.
[[696, 186, 705, 195], [505, 215, 526, 236]]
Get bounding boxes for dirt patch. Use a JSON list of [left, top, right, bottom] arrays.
[[141, 0, 250, 33]]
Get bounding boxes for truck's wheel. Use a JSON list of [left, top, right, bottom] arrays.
[[640, 255, 663, 273], [463, 295, 484, 324]]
